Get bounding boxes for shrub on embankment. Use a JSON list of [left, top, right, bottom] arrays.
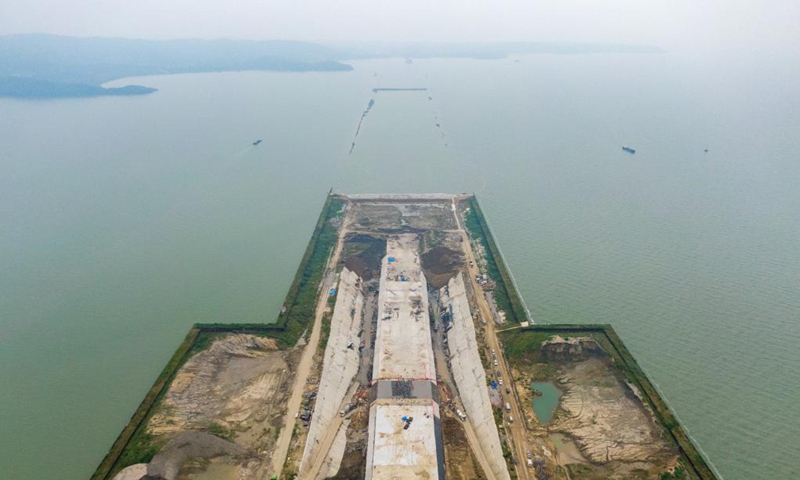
[[270, 194, 343, 347], [91, 328, 200, 480], [463, 196, 529, 324]]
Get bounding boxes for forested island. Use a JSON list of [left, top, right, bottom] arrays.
[[0, 34, 663, 99], [0, 35, 354, 98]]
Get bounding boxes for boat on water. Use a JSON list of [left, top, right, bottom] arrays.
[[253, 139, 262, 146], [622, 146, 636, 154]]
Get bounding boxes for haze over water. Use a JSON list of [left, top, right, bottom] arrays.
[[1, 51, 798, 479]]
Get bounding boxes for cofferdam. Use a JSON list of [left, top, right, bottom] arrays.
[[95, 193, 719, 480]]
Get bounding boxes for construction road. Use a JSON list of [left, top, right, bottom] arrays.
[[452, 197, 534, 480], [269, 216, 350, 479], [275, 198, 530, 480]]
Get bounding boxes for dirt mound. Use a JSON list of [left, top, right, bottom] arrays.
[[149, 431, 250, 480], [136, 334, 294, 480], [421, 246, 464, 288], [341, 234, 386, 281], [541, 336, 605, 362], [344, 256, 369, 279], [148, 334, 289, 438], [111, 464, 148, 480], [112, 432, 250, 480]]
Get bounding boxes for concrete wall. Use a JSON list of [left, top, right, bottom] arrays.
[[443, 273, 511, 480], [299, 268, 364, 472]]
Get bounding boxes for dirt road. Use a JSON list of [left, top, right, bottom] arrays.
[[452, 197, 534, 480], [269, 215, 350, 478]]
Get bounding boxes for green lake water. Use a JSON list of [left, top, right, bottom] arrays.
[[531, 382, 562, 425], [1, 50, 799, 479]]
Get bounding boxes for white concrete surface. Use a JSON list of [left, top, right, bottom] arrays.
[[372, 235, 436, 381], [365, 400, 441, 480], [299, 268, 364, 473], [346, 193, 456, 200], [317, 419, 349, 480], [442, 273, 511, 480]]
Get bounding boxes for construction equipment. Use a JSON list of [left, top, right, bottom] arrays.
[[401, 415, 414, 430]]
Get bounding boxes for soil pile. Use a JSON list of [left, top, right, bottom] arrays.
[[541, 336, 605, 362], [342, 234, 386, 281], [127, 334, 296, 480], [421, 246, 464, 288]]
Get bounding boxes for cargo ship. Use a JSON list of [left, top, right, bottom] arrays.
[[622, 146, 636, 154]]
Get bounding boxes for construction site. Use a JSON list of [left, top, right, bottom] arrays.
[[98, 193, 719, 480]]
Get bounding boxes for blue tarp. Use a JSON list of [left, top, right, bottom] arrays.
[[490, 381, 498, 389], [329, 289, 336, 296], [388, 257, 396, 262]]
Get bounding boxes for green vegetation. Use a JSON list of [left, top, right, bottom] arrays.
[[207, 422, 236, 442], [463, 196, 528, 323], [500, 330, 557, 363], [114, 431, 164, 469], [271, 195, 344, 347], [566, 464, 593, 477], [661, 465, 690, 480]]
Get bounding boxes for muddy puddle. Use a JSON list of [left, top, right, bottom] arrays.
[[190, 461, 240, 480], [530, 381, 561, 424], [550, 433, 588, 465]]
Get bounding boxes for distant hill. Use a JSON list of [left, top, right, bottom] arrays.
[[0, 34, 354, 98], [0, 34, 663, 99], [0, 77, 156, 98]]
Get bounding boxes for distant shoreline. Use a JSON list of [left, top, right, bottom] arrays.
[[0, 77, 158, 99], [372, 87, 428, 93], [0, 34, 663, 99]]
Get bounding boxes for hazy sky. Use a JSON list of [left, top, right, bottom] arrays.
[[1, 0, 798, 51]]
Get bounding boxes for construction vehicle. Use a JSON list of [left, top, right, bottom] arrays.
[[401, 415, 414, 430]]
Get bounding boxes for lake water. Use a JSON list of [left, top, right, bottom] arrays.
[[530, 381, 561, 425], [1, 51, 798, 480]]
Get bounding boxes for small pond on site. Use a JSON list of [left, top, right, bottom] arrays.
[[531, 381, 561, 424]]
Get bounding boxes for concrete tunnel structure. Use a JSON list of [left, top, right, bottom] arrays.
[[365, 234, 445, 480]]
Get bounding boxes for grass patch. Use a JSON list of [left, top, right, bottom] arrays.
[[462, 196, 528, 324], [115, 431, 164, 469], [271, 195, 344, 347], [499, 330, 556, 364], [207, 422, 236, 442]]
